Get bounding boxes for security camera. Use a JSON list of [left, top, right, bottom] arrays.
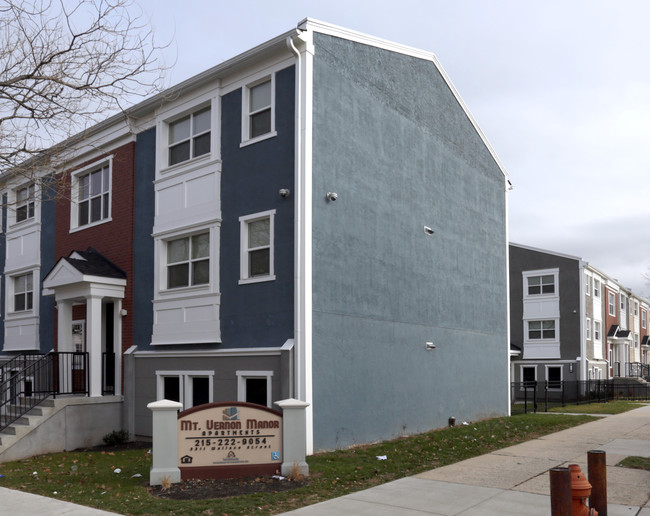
[[326, 192, 338, 202], [279, 188, 290, 197]]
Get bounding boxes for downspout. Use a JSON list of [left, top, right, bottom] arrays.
[[287, 29, 315, 454]]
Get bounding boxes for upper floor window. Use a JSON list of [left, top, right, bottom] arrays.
[[166, 232, 210, 289], [620, 295, 626, 311], [239, 210, 275, 284], [527, 320, 556, 340], [14, 272, 33, 312], [168, 107, 211, 166], [593, 278, 601, 298], [634, 301, 639, 317], [15, 183, 35, 223], [586, 318, 591, 340], [527, 274, 555, 295], [585, 274, 591, 295], [73, 162, 111, 229], [608, 292, 616, 316], [634, 333, 639, 348], [242, 76, 275, 144], [594, 320, 601, 341], [642, 309, 647, 329]]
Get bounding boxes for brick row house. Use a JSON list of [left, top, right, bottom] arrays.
[[509, 243, 650, 386], [0, 20, 511, 457]]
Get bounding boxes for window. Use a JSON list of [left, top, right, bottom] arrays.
[[634, 301, 639, 317], [242, 76, 276, 144], [608, 292, 616, 316], [156, 370, 213, 409], [168, 107, 211, 166], [239, 210, 275, 284], [15, 183, 35, 223], [585, 274, 591, 296], [237, 370, 273, 407], [522, 366, 536, 387], [594, 320, 601, 341], [546, 366, 562, 389], [620, 295, 626, 311], [166, 233, 210, 289], [586, 318, 591, 340], [635, 333, 639, 348], [528, 320, 556, 340], [76, 164, 110, 227], [593, 278, 600, 298], [14, 273, 33, 312], [642, 310, 647, 329], [527, 274, 555, 295]]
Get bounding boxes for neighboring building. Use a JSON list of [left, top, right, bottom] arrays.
[[0, 19, 510, 455], [509, 243, 649, 385]]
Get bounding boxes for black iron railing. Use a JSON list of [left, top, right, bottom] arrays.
[[512, 379, 650, 414]]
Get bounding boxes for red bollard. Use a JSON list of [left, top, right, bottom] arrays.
[[550, 467, 572, 516], [588, 450, 607, 516]]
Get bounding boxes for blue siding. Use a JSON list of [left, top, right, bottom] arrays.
[[39, 175, 57, 352], [310, 34, 509, 450], [132, 127, 156, 350], [219, 65, 295, 348]]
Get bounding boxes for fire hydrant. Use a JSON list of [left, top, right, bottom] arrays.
[[570, 464, 598, 516]]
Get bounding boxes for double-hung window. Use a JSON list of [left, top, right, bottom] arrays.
[[594, 320, 601, 341], [14, 273, 33, 312], [242, 76, 275, 143], [585, 274, 591, 295], [642, 310, 647, 329], [77, 164, 110, 227], [168, 107, 211, 166], [528, 320, 556, 340], [239, 210, 275, 283], [593, 278, 601, 298], [608, 292, 616, 316], [527, 274, 555, 295], [15, 184, 35, 223], [166, 233, 210, 289], [586, 318, 591, 340]]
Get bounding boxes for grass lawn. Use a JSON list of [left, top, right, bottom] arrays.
[[616, 456, 650, 471], [546, 400, 647, 415], [0, 413, 596, 515]]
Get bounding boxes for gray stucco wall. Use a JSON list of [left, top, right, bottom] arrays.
[[310, 34, 509, 450]]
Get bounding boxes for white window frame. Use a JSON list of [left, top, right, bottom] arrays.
[[594, 320, 601, 341], [11, 271, 34, 313], [523, 269, 558, 299], [164, 231, 210, 291], [635, 333, 639, 348], [14, 182, 36, 225], [155, 370, 214, 410], [593, 278, 601, 298], [239, 210, 276, 284], [585, 274, 591, 296], [525, 319, 558, 342], [620, 294, 626, 311], [70, 156, 113, 231], [236, 370, 273, 408], [520, 365, 537, 387], [241, 74, 277, 146], [545, 365, 563, 390], [642, 309, 647, 329], [608, 291, 616, 317], [634, 301, 639, 317], [586, 317, 591, 340], [167, 105, 211, 167]]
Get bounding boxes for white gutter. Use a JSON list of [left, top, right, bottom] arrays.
[[287, 29, 315, 455]]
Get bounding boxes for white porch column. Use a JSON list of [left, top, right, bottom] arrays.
[[56, 299, 74, 393], [113, 298, 123, 396], [86, 295, 103, 397]]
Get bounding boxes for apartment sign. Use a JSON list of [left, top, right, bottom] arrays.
[[177, 402, 282, 479]]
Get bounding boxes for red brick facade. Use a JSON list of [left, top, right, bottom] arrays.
[[54, 141, 136, 354]]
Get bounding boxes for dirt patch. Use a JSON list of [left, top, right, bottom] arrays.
[[150, 475, 309, 500]]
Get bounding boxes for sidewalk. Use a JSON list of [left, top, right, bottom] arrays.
[[0, 405, 648, 515], [283, 404, 650, 515]]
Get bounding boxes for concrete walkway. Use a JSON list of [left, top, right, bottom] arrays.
[[0, 405, 649, 515], [283, 404, 650, 515]]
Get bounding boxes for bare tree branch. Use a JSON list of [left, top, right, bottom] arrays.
[[0, 0, 167, 189]]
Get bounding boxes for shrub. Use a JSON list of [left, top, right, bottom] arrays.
[[102, 429, 130, 446]]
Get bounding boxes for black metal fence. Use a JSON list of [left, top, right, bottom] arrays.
[[0, 352, 89, 434], [511, 379, 650, 414]]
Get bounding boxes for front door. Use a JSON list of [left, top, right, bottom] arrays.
[[71, 321, 87, 393]]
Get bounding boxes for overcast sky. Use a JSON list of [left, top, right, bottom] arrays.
[[137, 0, 650, 296]]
